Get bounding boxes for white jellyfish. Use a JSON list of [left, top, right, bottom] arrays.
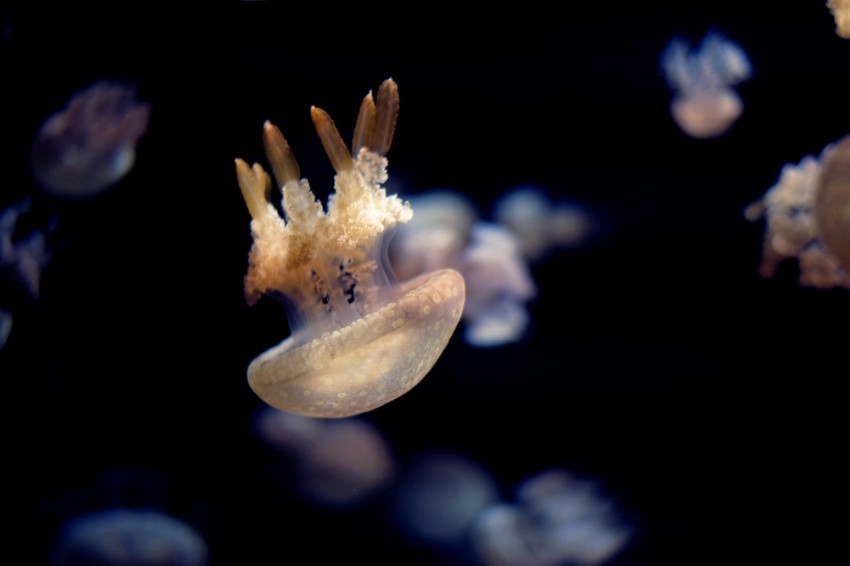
[[389, 190, 538, 348], [51, 508, 208, 566], [254, 406, 396, 507], [471, 469, 633, 566], [0, 199, 52, 349], [32, 81, 151, 197], [493, 187, 594, 262], [390, 452, 499, 549], [661, 32, 752, 139]]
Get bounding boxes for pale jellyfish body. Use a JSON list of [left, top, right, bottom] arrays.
[[32, 81, 150, 197], [236, 79, 465, 418], [661, 33, 751, 139]]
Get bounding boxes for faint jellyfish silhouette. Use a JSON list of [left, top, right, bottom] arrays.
[[0, 198, 51, 348], [235, 79, 465, 418], [493, 187, 594, 262], [390, 190, 537, 347], [661, 32, 752, 139], [51, 508, 208, 566], [390, 452, 499, 551], [254, 406, 396, 507], [32, 80, 151, 197], [390, 190, 477, 283], [462, 223, 537, 347], [744, 135, 850, 288], [472, 469, 633, 566], [828, 0, 850, 38]]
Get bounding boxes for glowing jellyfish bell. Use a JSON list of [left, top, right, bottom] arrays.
[[661, 33, 751, 139], [235, 79, 465, 418]]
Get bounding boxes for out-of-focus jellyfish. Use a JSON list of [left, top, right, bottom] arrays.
[[828, 0, 850, 38], [661, 32, 752, 139], [50, 508, 208, 566], [493, 187, 594, 262], [390, 190, 477, 282], [254, 406, 396, 507], [32, 80, 150, 197], [390, 452, 499, 550], [744, 135, 850, 288], [461, 223, 537, 347], [0, 199, 51, 348], [235, 79, 465, 418], [390, 190, 538, 347], [472, 469, 633, 566]]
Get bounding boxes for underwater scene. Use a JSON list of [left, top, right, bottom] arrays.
[[2, 2, 849, 564]]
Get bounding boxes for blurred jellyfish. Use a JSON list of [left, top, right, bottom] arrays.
[[0, 199, 51, 348], [493, 187, 594, 262], [462, 223, 537, 347], [472, 469, 633, 566], [390, 452, 499, 551], [51, 508, 208, 566], [32, 81, 150, 197], [254, 406, 396, 507], [390, 190, 538, 347], [744, 135, 850, 288], [828, 0, 850, 38], [661, 32, 752, 139]]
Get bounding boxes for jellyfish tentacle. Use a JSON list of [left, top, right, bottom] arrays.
[[311, 106, 354, 173], [352, 90, 377, 157], [262, 121, 300, 187]]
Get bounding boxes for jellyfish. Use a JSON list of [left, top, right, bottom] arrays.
[[235, 79, 465, 418], [389, 190, 537, 347], [254, 407, 396, 507], [31, 80, 150, 197], [828, 0, 850, 39], [390, 452, 499, 549], [471, 469, 633, 566], [744, 135, 850, 288], [0, 199, 52, 349], [493, 187, 594, 262], [661, 32, 752, 139], [51, 508, 208, 566]]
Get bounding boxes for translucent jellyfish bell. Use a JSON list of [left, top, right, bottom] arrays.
[[235, 79, 465, 418], [661, 33, 751, 139], [31, 81, 150, 197]]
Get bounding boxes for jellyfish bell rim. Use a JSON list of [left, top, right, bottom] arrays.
[[247, 267, 465, 418]]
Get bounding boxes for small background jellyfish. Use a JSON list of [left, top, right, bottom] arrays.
[[51, 508, 209, 566], [389, 451, 500, 558], [0, 198, 52, 349], [391, 187, 594, 347], [661, 32, 752, 139], [254, 406, 397, 507], [472, 469, 633, 566], [31, 80, 150, 197]]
